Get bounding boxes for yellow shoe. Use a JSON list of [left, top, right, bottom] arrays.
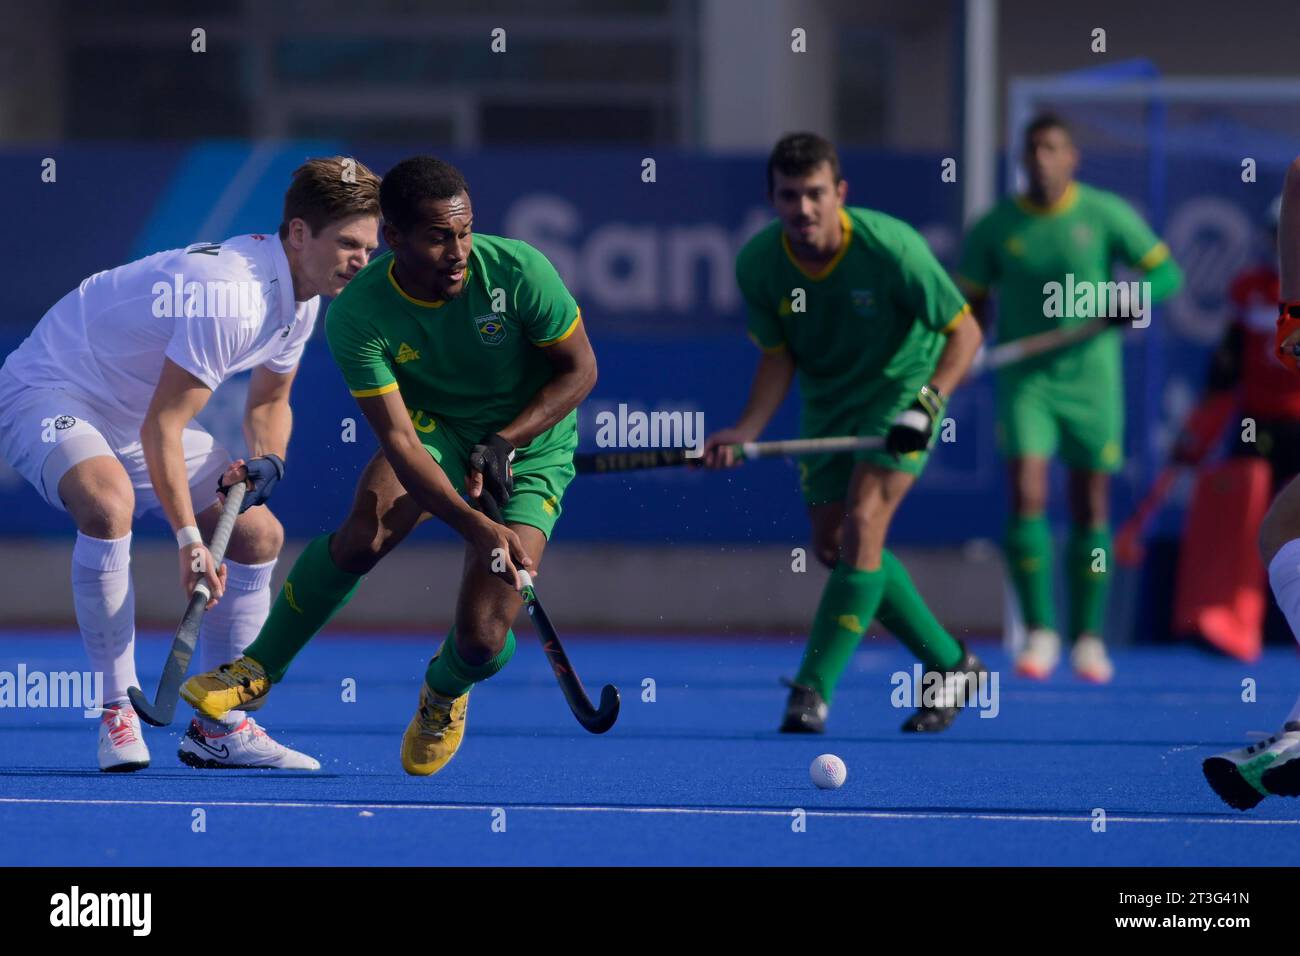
[[401, 684, 470, 776], [179, 656, 271, 718]]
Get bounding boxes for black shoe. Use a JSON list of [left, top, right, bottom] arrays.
[[900, 645, 988, 733], [779, 678, 828, 733]]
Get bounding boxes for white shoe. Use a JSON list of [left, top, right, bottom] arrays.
[[178, 716, 321, 770], [1015, 628, 1060, 680], [1070, 634, 1114, 683], [1203, 723, 1300, 811], [98, 702, 151, 772]]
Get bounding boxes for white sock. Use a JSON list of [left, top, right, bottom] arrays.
[[72, 531, 137, 706], [1265, 540, 1300, 726], [194, 713, 247, 734], [199, 557, 275, 727]]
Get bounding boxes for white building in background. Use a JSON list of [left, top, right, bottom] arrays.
[[3, 0, 1299, 151]]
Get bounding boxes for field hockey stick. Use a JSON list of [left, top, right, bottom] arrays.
[[577, 321, 1118, 476], [970, 315, 1114, 375], [1114, 466, 1181, 567], [128, 482, 246, 726], [477, 488, 620, 734], [574, 435, 885, 475]]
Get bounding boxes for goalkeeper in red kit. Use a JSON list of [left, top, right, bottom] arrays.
[[1204, 168, 1300, 810], [1174, 197, 1300, 652]]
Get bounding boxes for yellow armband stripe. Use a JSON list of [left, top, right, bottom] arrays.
[[350, 382, 400, 398]]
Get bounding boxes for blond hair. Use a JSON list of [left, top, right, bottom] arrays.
[[278, 156, 381, 238]]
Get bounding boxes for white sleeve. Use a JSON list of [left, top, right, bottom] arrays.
[[262, 303, 318, 374], [163, 309, 243, 390]]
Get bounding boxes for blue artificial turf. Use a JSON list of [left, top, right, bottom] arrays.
[[0, 631, 1296, 866]]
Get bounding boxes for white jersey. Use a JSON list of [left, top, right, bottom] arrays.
[[1, 234, 319, 426]]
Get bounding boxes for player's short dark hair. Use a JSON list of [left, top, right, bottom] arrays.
[[1024, 113, 1072, 146], [278, 156, 380, 239], [766, 133, 842, 195], [380, 156, 470, 233]]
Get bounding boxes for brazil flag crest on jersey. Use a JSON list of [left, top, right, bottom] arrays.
[[474, 313, 507, 345]]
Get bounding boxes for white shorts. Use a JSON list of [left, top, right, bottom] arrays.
[[0, 367, 229, 519]]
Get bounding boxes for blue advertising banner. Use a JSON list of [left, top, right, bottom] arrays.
[[0, 145, 1286, 545]]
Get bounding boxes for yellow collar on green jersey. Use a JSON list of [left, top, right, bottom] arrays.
[[1015, 181, 1080, 217], [387, 259, 447, 308], [782, 207, 853, 281]]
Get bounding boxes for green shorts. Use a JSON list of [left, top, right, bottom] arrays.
[[797, 384, 937, 507], [407, 406, 577, 538], [995, 373, 1123, 472]]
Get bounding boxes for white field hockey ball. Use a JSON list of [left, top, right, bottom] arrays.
[[810, 753, 847, 789]]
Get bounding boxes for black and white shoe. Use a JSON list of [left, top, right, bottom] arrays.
[[779, 678, 828, 734], [1261, 728, 1300, 798], [178, 717, 320, 770], [900, 645, 988, 733], [1204, 722, 1300, 811]]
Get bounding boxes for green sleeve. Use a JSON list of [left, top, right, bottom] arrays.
[[956, 213, 999, 294], [1104, 195, 1182, 302], [1105, 195, 1170, 271], [510, 241, 581, 346], [735, 247, 786, 352], [895, 223, 972, 333], [324, 297, 398, 398], [1144, 255, 1184, 304]]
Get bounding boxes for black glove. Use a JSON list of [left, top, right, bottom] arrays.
[[1103, 282, 1137, 327], [470, 434, 516, 507], [219, 454, 284, 513], [886, 385, 944, 457]]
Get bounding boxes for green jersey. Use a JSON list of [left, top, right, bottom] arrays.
[[325, 235, 581, 449], [736, 207, 970, 423], [956, 181, 1169, 380]]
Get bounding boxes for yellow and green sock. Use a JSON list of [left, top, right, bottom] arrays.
[[1005, 514, 1056, 631], [875, 549, 965, 671], [795, 562, 886, 703], [795, 553, 966, 703], [425, 628, 517, 697], [244, 533, 363, 682], [1066, 524, 1111, 641]]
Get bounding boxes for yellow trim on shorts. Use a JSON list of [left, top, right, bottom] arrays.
[[535, 309, 582, 347], [1136, 242, 1170, 271], [350, 382, 400, 398]]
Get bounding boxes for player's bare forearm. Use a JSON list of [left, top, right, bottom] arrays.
[[387, 433, 483, 536], [141, 359, 215, 533], [930, 312, 983, 396], [243, 364, 297, 459], [1282, 156, 1300, 298], [140, 414, 201, 533], [243, 400, 292, 460], [497, 321, 597, 448], [735, 347, 796, 437], [496, 367, 594, 448], [355, 391, 485, 539]]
